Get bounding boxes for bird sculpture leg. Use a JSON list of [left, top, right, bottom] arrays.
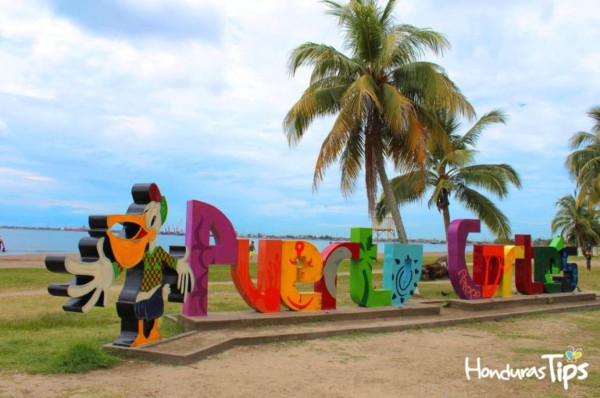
[[131, 320, 148, 347]]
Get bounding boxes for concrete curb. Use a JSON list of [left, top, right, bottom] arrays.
[[179, 303, 441, 331], [105, 294, 600, 365]]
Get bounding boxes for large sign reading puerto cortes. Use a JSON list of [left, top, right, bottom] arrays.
[[45, 184, 578, 347]]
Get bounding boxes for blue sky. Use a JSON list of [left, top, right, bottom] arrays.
[[0, 0, 598, 240]]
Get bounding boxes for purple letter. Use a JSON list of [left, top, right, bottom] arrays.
[[183, 200, 238, 317], [448, 219, 482, 299]]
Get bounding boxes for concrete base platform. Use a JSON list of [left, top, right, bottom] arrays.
[[105, 293, 600, 365], [179, 302, 441, 331], [448, 292, 596, 311]]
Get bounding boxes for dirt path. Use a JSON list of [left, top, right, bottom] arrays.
[[0, 254, 50, 269]]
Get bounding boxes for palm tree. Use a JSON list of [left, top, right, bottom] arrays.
[[283, 0, 473, 243], [551, 194, 600, 252], [566, 106, 600, 206], [375, 110, 522, 241]]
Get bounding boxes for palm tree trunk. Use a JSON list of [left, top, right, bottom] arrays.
[[577, 235, 585, 258], [442, 206, 451, 241], [376, 153, 408, 243]]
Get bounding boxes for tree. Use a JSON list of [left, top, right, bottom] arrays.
[[375, 110, 522, 241], [283, 0, 473, 242], [566, 106, 600, 206], [551, 194, 600, 251]]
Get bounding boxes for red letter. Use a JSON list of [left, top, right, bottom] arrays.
[[231, 239, 282, 313], [514, 235, 544, 295]]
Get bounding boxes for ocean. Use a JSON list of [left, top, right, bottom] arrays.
[[0, 228, 460, 256]]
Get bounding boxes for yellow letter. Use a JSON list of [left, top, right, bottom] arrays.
[[496, 245, 524, 298], [280, 241, 323, 311]]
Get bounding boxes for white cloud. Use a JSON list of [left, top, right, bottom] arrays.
[[0, 0, 598, 238], [41, 199, 110, 215], [104, 115, 158, 138], [0, 167, 53, 188]]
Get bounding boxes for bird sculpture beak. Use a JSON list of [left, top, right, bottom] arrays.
[[106, 213, 157, 268]]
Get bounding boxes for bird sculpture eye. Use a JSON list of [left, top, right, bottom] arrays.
[[151, 215, 157, 227]]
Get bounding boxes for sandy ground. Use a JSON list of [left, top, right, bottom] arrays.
[[0, 254, 51, 269]]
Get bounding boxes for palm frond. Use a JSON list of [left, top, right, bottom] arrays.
[[389, 24, 450, 65], [283, 78, 351, 146], [438, 148, 475, 168], [565, 107, 600, 207], [380, 83, 413, 133], [392, 62, 474, 119], [379, 0, 398, 27], [288, 43, 362, 80], [459, 109, 507, 148], [339, 124, 365, 196], [454, 185, 512, 240], [568, 131, 597, 150], [457, 164, 522, 198]]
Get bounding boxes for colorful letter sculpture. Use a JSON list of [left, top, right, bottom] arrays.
[[383, 244, 422, 306], [280, 241, 323, 311], [315, 242, 359, 310], [183, 200, 238, 317], [46, 184, 195, 347], [495, 246, 524, 298], [534, 246, 563, 293], [560, 261, 579, 293], [472, 244, 504, 298], [535, 237, 578, 293], [448, 219, 579, 300], [349, 228, 392, 307], [448, 219, 484, 299], [46, 187, 583, 346], [515, 234, 545, 295], [231, 239, 281, 313]]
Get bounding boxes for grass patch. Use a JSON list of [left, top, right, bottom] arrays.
[[50, 341, 120, 373], [326, 331, 371, 341], [511, 347, 556, 356], [569, 312, 600, 333], [460, 312, 553, 333], [0, 294, 183, 374], [542, 393, 569, 398], [575, 262, 600, 292], [0, 268, 126, 292], [0, 268, 74, 291], [418, 281, 457, 299]]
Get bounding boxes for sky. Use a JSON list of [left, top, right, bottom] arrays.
[[0, 0, 598, 241]]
